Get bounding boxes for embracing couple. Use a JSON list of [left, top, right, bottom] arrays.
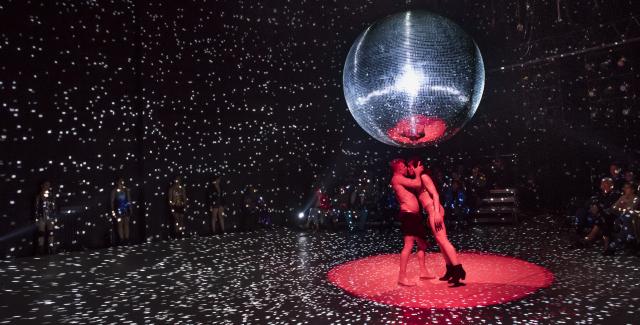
[[390, 157, 466, 287]]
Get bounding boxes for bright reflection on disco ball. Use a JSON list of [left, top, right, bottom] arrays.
[[343, 10, 485, 147]]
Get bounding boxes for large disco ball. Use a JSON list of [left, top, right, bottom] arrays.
[[343, 10, 485, 147]]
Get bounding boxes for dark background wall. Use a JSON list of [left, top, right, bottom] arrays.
[[1, 0, 639, 257]]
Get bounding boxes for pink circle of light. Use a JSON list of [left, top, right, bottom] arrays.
[[327, 252, 554, 309]]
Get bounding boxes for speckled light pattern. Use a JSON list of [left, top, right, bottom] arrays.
[[0, 215, 639, 324], [1, 0, 638, 259]]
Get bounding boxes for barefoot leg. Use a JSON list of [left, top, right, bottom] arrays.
[[398, 235, 416, 286], [416, 237, 435, 279]]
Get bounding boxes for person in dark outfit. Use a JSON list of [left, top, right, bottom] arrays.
[[35, 181, 56, 255], [208, 176, 225, 234], [579, 178, 619, 255]]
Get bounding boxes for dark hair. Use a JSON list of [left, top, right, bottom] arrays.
[[406, 156, 422, 168]]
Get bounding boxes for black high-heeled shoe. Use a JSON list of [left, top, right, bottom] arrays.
[[448, 264, 466, 286], [439, 264, 453, 281]]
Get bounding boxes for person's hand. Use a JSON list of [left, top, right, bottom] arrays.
[[433, 207, 444, 232], [414, 161, 424, 174]]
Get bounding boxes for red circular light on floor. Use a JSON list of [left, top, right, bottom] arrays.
[[327, 252, 554, 309]]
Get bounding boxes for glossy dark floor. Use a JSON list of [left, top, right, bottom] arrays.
[[1, 215, 639, 324]]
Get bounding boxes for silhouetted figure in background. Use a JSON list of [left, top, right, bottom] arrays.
[[580, 178, 619, 255], [317, 188, 331, 229], [488, 158, 507, 189], [608, 163, 625, 190], [306, 188, 323, 231], [351, 184, 368, 231], [168, 176, 187, 238], [466, 165, 487, 209], [575, 203, 601, 238], [257, 195, 272, 228], [35, 181, 56, 255], [208, 176, 225, 234], [611, 182, 639, 254], [111, 177, 133, 245], [443, 179, 470, 229], [520, 173, 541, 211]]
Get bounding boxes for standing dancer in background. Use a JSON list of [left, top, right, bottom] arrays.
[[408, 157, 466, 286], [111, 177, 133, 245], [168, 176, 187, 237], [306, 188, 323, 231], [390, 159, 435, 286], [35, 181, 56, 255], [208, 176, 225, 234]]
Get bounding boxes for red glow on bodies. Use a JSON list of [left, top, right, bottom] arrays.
[[387, 115, 447, 145], [327, 252, 554, 309]]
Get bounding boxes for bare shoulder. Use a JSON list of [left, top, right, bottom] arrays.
[[420, 173, 434, 182], [391, 174, 410, 186]]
